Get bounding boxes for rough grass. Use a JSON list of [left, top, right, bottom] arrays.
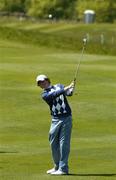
[[0, 18, 116, 55], [0, 37, 116, 180]]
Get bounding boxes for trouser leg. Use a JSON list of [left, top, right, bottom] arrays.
[[59, 116, 72, 173], [49, 121, 61, 169]]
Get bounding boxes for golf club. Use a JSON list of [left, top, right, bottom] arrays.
[[73, 38, 87, 88]]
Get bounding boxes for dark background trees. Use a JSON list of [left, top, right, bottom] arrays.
[[0, 0, 116, 22]]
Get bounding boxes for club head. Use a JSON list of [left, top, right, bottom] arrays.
[[83, 38, 87, 46]]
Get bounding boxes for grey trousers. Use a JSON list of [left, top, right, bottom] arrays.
[[49, 116, 72, 173]]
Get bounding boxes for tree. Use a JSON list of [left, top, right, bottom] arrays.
[[26, 0, 77, 19], [54, 0, 77, 19], [0, 0, 116, 22], [1, 0, 26, 13], [0, 0, 4, 11], [76, 0, 116, 23]]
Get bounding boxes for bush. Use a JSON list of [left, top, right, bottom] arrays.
[[0, 0, 26, 13], [0, 0, 116, 22], [76, 0, 116, 23]]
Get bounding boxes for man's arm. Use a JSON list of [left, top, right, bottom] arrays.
[[42, 85, 65, 101], [64, 81, 75, 96]]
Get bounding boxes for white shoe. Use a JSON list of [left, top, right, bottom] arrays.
[[51, 170, 68, 175], [46, 168, 57, 174]]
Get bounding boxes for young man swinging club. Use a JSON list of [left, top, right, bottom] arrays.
[[36, 74, 75, 175]]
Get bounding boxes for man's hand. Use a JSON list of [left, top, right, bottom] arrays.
[[64, 81, 75, 91], [64, 81, 75, 96]]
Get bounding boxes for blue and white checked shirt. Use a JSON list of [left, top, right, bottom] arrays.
[[41, 84, 72, 118]]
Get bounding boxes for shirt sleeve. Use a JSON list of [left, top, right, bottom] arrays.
[[42, 84, 65, 102], [65, 88, 74, 96]]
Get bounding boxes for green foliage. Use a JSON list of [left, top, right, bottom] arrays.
[[53, 0, 77, 19], [1, 0, 26, 13], [0, 0, 4, 10], [27, 0, 51, 17], [92, 0, 116, 23], [27, 0, 76, 19], [0, 0, 116, 22], [76, 0, 116, 22]]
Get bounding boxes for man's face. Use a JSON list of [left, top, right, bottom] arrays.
[[38, 80, 50, 89]]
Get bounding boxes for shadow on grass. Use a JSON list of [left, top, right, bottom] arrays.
[[0, 151, 18, 154], [69, 173, 116, 177]]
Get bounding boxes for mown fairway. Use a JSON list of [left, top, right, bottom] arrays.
[[0, 22, 116, 180]]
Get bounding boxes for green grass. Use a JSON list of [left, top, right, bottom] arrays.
[[0, 18, 116, 55], [0, 21, 116, 180]]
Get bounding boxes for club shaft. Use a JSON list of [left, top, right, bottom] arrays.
[[74, 44, 86, 83]]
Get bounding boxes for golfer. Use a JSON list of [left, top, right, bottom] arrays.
[[36, 74, 75, 175]]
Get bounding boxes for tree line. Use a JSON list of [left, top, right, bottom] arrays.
[[0, 0, 116, 23]]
